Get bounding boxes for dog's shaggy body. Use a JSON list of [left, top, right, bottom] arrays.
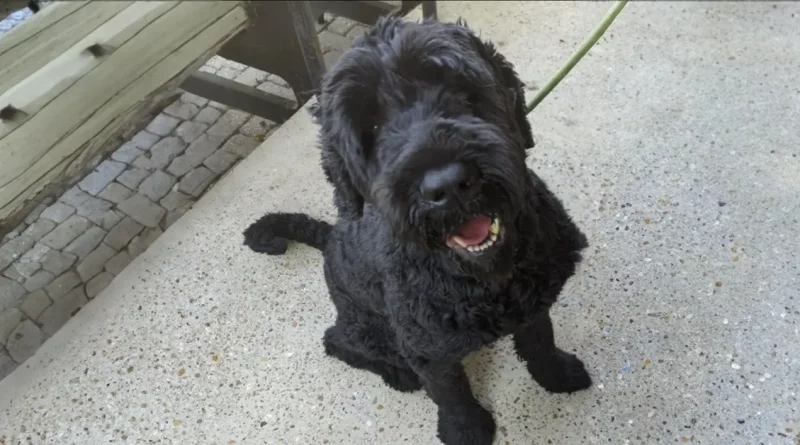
[[244, 17, 592, 445]]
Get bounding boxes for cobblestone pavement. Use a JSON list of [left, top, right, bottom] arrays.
[[0, 13, 366, 380]]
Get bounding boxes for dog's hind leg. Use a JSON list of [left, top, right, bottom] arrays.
[[323, 319, 422, 393], [513, 310, 592, 393]]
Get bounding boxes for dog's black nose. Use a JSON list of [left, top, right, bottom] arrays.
[[420, 162, 477, 204]]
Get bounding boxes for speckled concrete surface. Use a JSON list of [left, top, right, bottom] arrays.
[[1, 2, 799, 444]]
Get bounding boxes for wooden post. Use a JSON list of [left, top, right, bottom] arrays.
[[0, 1, 251, 236]]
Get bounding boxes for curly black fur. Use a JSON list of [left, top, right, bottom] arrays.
[[245, 17, 592, 445]]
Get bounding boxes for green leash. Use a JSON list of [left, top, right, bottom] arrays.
[[525, 0, 629, 114]]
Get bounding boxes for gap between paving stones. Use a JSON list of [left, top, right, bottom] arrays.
[[0, 14, 362, 381]]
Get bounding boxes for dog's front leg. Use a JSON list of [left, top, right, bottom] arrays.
[[513, 310, 593, 393], [407, 358, 495, 445]]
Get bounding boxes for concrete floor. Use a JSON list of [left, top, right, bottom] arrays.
[[1, 1, 798, 444]]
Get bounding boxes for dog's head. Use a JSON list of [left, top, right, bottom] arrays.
[[314, 17, 535, 275]]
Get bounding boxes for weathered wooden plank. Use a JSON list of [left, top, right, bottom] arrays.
[[0, 1, 86, 52], [0, 2, 135, 93], [0, 2, 178, 139], [0, 1, 250, 227]]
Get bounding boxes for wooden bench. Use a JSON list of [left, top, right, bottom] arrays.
[[0, 0, 435, 238]]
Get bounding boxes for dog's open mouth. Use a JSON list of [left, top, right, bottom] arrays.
[[446, 215, 502, 253]]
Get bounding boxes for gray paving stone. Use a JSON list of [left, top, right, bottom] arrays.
[[104, 217, 144, 251], [181, 92, 209, 108], [117, 168, 151, 189], [326, 17, 358, 36], [222, 134, 260, 159], [74, 194, 113, 225], [2, 266, 25, 283], [133, 137, 186, 171], [234, 67, 267, 87], [138, 170, 177, 201], [207, 100, 229, 111], [100, 210, 123, 231], [97, 182, 133, 204], [168, 134, 225, 177], [217, 66, 243, 80], [13, 243, 50, 279], [178, 167, 216, 197], [347, 24, 370, 39], [0, 349, 18, 379], [165, 154, 194, 178], [8, 259, 39, 280], [204, 55, 225, 70], [1, 223, 25, 244], [203, 150, 239, 175], [64, 226, 106, 261], [39, 215, 92, 250], [324, 50, 344, 70], [22, 219, 56, 242], [266, 74, 290, 88], [110, 142, 145, 164], [0, 276, 26, 312], [221, 59, 247, 71], [198, 65, 216, 75], [239, 116, 277, 138], [105, 251, 132, 276], [175, 120, 208, 144], [162, 207, 190, 230], [39, 202, 76, 223], [117, 194, 166, 228], [206, 110, 249, 139], [145, 113, 180, 136], [164, 99, 200, 120], [85, 271, 114, 299], [25, 202, 49, 225], [59, 186, 91, 208], [0, 235, 35, 271], [129, 130, 161, 150], [45, 271, 81, 300], [40, 250, 77, 276], [128, 227, 163, 257], [256, 81, 297, 106], [186, 134, 226, 162], [78, 160, 126, 196], [0, 308, 25, 346], [38, 287, 87, 336], [319, 30, 353, 53], [76, 243, 117, 282], [23, 270, 55, 292], [194, 107, 222, 125], [18, 290, 52, 320], [159, 191, 193, 212], [19, 243, 50, 263], [6, 320, 45, 363]]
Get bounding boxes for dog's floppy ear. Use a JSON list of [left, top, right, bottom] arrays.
[[315, 81, 375, 220], [484, 42, 535, 150], [457, 19, 535, 150]]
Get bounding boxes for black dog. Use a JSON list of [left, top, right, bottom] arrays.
[[244, 17, 592, 445]]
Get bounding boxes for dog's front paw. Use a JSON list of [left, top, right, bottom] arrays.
[[528, 349, 592, 394], [437, 405, 495, 445], [242, 222, 288, 255]]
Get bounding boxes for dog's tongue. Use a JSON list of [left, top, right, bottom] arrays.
[[449, 216, 491, 247]]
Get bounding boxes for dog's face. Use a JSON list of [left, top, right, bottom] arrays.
[[314, 18, 535, 275]]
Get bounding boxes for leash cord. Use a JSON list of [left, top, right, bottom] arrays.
[[525, 0, 629, 114]]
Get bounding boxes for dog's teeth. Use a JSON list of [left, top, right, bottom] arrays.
[[489, 218, 500, 235], [490, 234, 497, 242]]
